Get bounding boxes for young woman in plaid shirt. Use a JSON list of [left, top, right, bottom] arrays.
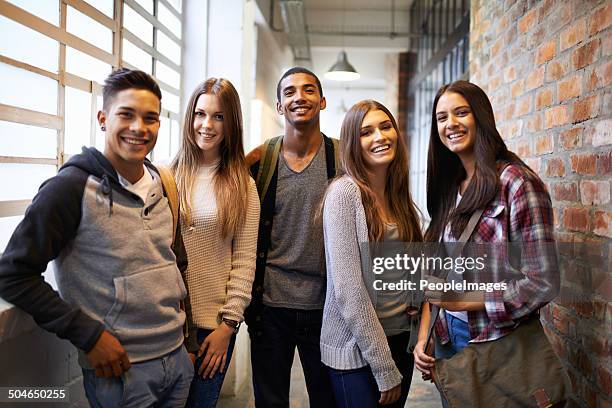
[[413, 81, 559, 405]]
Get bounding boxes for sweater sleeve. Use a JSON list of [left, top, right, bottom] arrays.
[[323, 180, 402, 392], [219, 178, 261, 322], [0, 169, 105, 352]]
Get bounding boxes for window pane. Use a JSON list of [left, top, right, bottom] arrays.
[[0, 63, 57, 114], [64, 87, 92, 155], [170, 119, 180, 157], [66, 6, 113, 54], [65, 47, 112, 84], [0, 15, 58, 73], [165, 0, 182, 14], [123, 4, 153, 46], [122, 39, 152, 73], [158, 2, 181, 39], [155, 116, 171, 161], [0, 216, 24, 254], [6, 0, 59, 25], [0, 164, 56, 200], [84, 0, 113, 18], [0, 121, 57, 158], [161, 90, 179, 114], [155, 61, 180, 89], [157, 30, 181, 62]]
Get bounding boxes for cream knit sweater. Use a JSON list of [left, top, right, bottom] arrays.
[[181, 164, 260, 330]]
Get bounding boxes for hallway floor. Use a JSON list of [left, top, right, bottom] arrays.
[[218, 351, 441, 407]]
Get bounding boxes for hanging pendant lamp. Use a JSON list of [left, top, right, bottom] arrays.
[[324, 50, 360, 81]]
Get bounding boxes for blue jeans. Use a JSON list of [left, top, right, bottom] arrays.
[[186, 328, 237, 408], [250, 306, 336, 408], [435, 314, 470, 408], [327, 331, 414, 408], [82, 345, 193, 408]]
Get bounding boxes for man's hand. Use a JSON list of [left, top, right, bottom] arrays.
[[86, 330, 130, 378], [197, 323, 234, 379], [413, 338, 435, 381], [379, 384, 401, 405]]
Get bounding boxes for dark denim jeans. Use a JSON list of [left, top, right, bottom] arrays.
[[327, 331, 414, 408], [82, 345, 193, 408], [250, 306, 336, 408], [185, 328, 237, 408]]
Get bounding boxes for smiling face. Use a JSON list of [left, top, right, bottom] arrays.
[[98, 88, 160, 174], [192, 93, 224, 163], [276, 73, 326, 127], [435, 91, 477, 161], [359, 109, 398, 172]]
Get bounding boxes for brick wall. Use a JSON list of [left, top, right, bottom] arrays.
[[469, 0, 611, 406], [398, 52, 418, 142]]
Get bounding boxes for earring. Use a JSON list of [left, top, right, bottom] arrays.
[[101, 126, 106, 131]]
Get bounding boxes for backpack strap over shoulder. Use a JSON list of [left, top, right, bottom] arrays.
[[156, 165, 179, 242], [255, 136, 283, 204]]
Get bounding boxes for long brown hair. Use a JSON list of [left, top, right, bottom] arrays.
[[425, 80, 532, 241], [171, 78, 250, 238], [339, 100, 422, 242]]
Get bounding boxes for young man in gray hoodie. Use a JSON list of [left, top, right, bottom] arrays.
[[0, 69, 193, 407]]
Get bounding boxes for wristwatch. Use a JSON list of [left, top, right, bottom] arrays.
[[222, 318, 240, 333]]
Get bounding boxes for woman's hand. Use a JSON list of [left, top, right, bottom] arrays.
[[197, 323, 234, 379], [379, 384, 401, 405], [413, 338, 435, 380]]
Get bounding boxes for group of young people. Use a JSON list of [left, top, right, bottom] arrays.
[[0, 65, 558, 408]]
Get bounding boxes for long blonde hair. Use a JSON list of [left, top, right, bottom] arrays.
[[171, 78, 250, 238], [339, 100, 422, 242]]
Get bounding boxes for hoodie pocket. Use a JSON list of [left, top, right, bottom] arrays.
[[103, 263, 186, 336]]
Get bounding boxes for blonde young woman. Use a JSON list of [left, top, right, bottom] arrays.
[[321, 100, 422, 407], [171, 78, 259, 407]]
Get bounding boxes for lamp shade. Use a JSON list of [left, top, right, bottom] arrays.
[[324, 51, 360, 81]]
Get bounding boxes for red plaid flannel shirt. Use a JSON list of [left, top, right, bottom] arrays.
[[435, 163, 559, 344]]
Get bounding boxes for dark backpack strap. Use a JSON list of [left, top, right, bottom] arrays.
[[256, 136, 283, 204], [323, 133, 340, 179]]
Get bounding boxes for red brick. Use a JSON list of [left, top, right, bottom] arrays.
[[526, 66, 545, 90], [580, 180, 610, 205], [526, 114, 543, 132], [570, 153, 597, 175], [553, 182, 578, 201], [489, 75, 502, 93], [572, 95, 600, 124], [535, 87, 553, 110], [509, 80, 522, 99], [593, 211, 612, 238], [604, 31, 612, 57], [538, 0, 555, 23], [518, 8, 537, 34], [517, 139, 531, 158], [491, 37, 504, 59], [558, 75, 582, 102], [525, 157, 541, 173], [527, 26, 546, 51], [546, 158, 566, 177], [586, 60, 612, 92], [588, 3, 612, 36], [593, 119, 612, 147], [503, 65, 517, 83], [564, 207, 589, 232], [516, 95, 532, 116], [535, 134, 553, 155], [536, 40, 556, 65], [546, 59, 568, 82], [594, 275, 612, 301], [559, 128, 582, 150], [599, 150, 612, 175], [544, 105, 569, 129], [505, 103, 516, 120], [572, 40, 600, 70], [560, 18, 587, 51]]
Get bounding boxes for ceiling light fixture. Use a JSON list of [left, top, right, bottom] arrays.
[[324, 0, 359, 81]]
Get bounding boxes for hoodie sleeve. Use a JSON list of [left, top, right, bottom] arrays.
[[0, 168, 105, 352]]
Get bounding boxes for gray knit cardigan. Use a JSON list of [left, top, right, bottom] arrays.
[[321, 176, 407, 392]]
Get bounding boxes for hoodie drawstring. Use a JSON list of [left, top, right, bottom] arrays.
[[100, 174, 114, 216]]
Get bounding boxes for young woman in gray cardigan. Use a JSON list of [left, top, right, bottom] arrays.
[[321, 100, 423, 407]]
